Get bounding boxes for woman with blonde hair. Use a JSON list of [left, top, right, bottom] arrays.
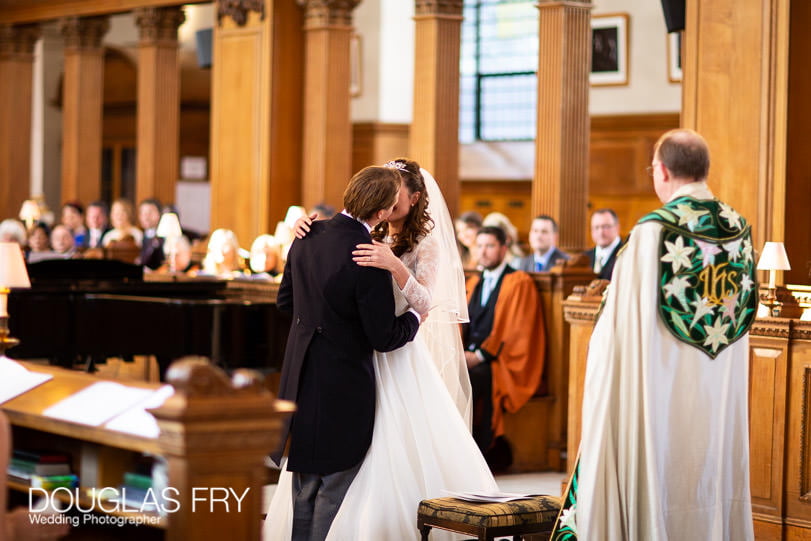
[[201, 228, 245, 276], [101, 199, 143, 248]]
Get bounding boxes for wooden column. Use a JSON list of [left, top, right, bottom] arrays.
[[299, 0, 359, 211], [0, 24, 39, 221], [410, 0, 463, 216], [533, 0, 591, 252], [134, 7, 185, 206], [59, 16, 108, 205], [210, 0, 304, 244]]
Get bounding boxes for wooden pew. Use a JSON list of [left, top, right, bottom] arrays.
[[499, 265, 595, 472], [3, 358, 293, 540]]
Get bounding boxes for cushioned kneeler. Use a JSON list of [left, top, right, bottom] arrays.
[[417, 495, 562, 541]]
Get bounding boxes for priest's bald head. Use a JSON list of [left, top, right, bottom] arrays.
[[651, 129, 711, 203]]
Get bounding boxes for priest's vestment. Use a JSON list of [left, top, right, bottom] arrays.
[[554, 181, 757, 540]]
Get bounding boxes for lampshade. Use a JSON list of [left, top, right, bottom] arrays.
[[757, 241, 791, 271], [0, 242, 31, 288], [156, 212, 183, 239]]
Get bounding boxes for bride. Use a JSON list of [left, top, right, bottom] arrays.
[[264, 159, 498, 540]]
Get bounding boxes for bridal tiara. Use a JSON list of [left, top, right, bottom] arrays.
[[383, 160, 408, 172]]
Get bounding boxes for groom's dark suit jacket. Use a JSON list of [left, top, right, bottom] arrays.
[[274, 213, 419, 474]]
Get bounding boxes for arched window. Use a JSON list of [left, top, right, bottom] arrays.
[[460, 0, 539, 143]]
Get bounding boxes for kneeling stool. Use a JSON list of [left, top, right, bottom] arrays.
[[417, 495, 561, 540]]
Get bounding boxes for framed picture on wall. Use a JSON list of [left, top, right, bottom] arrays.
[[590, 13, 630, 86], [667, 31, 682, 83]]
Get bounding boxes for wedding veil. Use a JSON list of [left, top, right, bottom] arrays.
[[419, 168, 473, 426]]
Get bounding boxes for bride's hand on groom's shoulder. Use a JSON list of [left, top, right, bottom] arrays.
[[353, 241, 397, 271], [293, 213, 317, 239]]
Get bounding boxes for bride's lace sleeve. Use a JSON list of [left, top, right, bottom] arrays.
[[400, 234, 439, 315]]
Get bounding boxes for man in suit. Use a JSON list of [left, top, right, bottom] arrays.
[[82, 200, 111, 250], [463, 226, 545, 464], [514, 215, 569, 272], [274, 165, 420, 541], [138, 198, 164, 270], [585, 208, 624, 280]]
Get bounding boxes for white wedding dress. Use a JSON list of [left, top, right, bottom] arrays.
[[264, 232, 498, 540]]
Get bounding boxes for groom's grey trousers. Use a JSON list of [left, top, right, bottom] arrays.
[[291, 461, 362, 541]]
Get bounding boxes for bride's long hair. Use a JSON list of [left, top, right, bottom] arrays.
[[373, 158, 433, 257]]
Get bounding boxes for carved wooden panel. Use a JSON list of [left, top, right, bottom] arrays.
[[748, 343, 786, 516], [785, 339, 811, 525]]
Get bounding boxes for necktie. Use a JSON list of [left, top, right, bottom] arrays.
[[535, 260, 543, 272], [594, 251, 603, 274], [480, 274, 496, 306]]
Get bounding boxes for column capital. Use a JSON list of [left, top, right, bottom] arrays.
[[217, 0, 266, 27], [415, 1, 463, 17], [0, 24, 41, 58], [60, 16, 109, 50], [134, 7, 186, 44], [300, 0, 360, 28]]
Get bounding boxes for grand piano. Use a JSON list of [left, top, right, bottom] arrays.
[[7, 259, 291, 377]]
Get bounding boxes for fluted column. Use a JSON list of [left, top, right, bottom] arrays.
[[0, 24, 40, 221], [533, 1, 591, 251], [410, 0, 463, 216], [60, 16, 109, 205], [134, 7, 185, 206], [300, 0, 360, 210]]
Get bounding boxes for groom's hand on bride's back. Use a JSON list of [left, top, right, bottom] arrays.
[[293, 213, 318, 239]]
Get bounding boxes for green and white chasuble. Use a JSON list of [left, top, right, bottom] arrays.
[[552, 181, 756, 540]]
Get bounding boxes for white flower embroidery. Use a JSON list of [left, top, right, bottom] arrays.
[[719, 202, 743, 230], [661, 236, 696, 273], [740, 273, 754, 292], [741, 238, 753, 263], [560, 505, 577, 534], [722, 238, 743, 262], [703, 318, 731, 353], [695, 239, 722, 268], [674, 204, 710, 231], [690, 297, 716, 329], [663, 275, 692, 310]]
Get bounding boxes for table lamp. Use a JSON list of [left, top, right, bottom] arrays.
[[0, 242, 31, 356], [157, 212, 183, 272], [756, 241, 791, 317]]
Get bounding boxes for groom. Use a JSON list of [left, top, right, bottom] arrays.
[[273, 165, 421, 541]]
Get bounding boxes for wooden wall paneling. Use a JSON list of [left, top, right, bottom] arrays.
[[459, 180, 532, 243], [748, 328, 790, 530], [533, 0, 591, 253], [784, 325, 811, 530], [134, 6, 185, 205], [351, 122, 409, 174], [0, 24, 39, 220], [783, 1, 811, 285], [60, 16, 109, 205], [299, 1, 358, 212], [682, 0, 790, 253], [410, 1, 463, 217]]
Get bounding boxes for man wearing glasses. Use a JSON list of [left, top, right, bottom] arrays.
[[585, 208, 623, 280]]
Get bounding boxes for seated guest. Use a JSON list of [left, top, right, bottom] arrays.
[[309, 202, 336, 221], [138, 198, 164, 270], [249, 234, 281, 278], [514, 215, 569, 272], [50, 225, 77, 257], [83, 200, 111, 249], [25, 222, 51, 261], [201, 228, 245, 277], [155, 235, 197, 274], [455, 210, 482, 270], [60, 201, 86, 248], [463, 226, 546, 467], [482, 211, 524, 265], [102, 199, 143, 248], [584, 208, 624, 280], [0, 219, 27, 246]]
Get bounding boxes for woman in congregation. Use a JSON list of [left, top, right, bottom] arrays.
[[264, 158, 497, 540], [101, 199, 143, 248]]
